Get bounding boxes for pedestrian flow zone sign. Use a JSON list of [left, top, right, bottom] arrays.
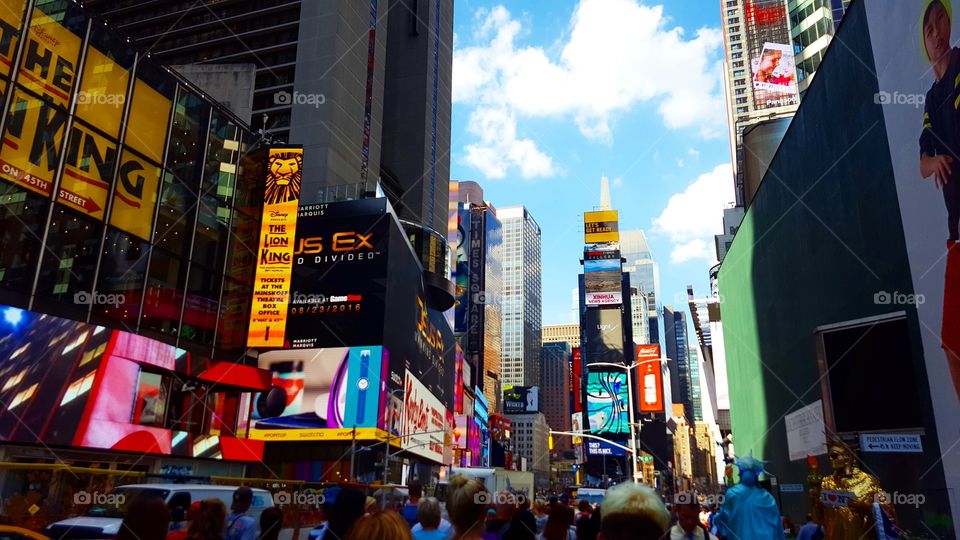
[[860, 433, 922, 453]]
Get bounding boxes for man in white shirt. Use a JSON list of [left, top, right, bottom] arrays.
[[669, 503, 717, 540]]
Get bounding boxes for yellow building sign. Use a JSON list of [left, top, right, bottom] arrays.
[[247, 148, 303, 348], [584, 210, 619, 243]]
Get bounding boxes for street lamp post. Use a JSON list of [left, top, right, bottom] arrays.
[[586, 358, 667, 484]]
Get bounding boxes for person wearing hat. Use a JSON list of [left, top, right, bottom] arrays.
[[225, 487, 259, 540]]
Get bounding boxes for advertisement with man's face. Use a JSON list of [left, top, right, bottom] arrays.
[[866, 0, 960, 528]]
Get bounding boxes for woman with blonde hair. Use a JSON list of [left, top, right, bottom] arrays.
[[445, 475, 488, 540], [343, 510, 412, 540]]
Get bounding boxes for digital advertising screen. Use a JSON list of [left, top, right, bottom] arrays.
[[582, 307, 625, 364], [636, 344, 664, 413], [744, 0, 799, 110], [252, 346, 389, 438], [502, 386, 539, 414], [585, 439, 627, 457], [584, 258, 623, 306], [248, 147, 303, 348], [0, 304, 267, 461], [584, 210, 619, 244], [587, 371, 629, 434], [283, 199, 390, 350]]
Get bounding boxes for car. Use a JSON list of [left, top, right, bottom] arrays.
[[45, 484, 273, 539], [0, 525, 51, 540]]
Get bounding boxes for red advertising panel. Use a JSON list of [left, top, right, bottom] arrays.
[[636, 344, 663, 413], [572, 347, 583, 412]]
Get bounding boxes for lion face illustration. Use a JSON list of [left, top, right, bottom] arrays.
[[265, 151, 302, 205]]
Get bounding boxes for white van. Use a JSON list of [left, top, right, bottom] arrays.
[[45, 484, 273, 539]]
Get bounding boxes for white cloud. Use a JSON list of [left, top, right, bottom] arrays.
[[676, 159, 685, 168], [670, 239, 712, 263], [652, 163, 735, 264], [687, 148, 701, 160], [453, 1, 725, 179]]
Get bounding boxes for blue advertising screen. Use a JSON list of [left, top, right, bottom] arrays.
[[587, 371, 629, 434]]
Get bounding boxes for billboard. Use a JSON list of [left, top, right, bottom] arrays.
[[583, 307, 625, 364], [0, 1, 173, 241], [467, 208, 486, 353], [584, 210, 619, 243], [744, 0, 799, 110], [585, 439, 627, 456], [253, 346, 388, 431], [453, 207, 472, 333], [571, 412, 585, 463], [0, 304, 267, 461], [399, 370, 447, 463], [587, 371, 629, 434], [503, 386, 539, 414], [636, 344, 664, 413], [247, 147, 303, 348], [572, 347, 583, 412], [284, 200, 390, 349], [584, 258, 623, 306], [866, 1, 960, 527]]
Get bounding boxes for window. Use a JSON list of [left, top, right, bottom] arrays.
[[61, 372, 97, 405], [9, 383, 38, 409]]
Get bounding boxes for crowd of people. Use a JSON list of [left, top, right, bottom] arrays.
[[108, 480, 765, 540]]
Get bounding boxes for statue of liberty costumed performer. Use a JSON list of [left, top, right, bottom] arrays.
[[714, 453, 785, 540]]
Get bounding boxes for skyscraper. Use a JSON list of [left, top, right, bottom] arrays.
[[663, 306, 693, 423], [789, 0, 851, 94], [720, 0, 799, 207], [499, 206, 542, 387], [689, 348, 703, 422], [540, 342, 572, 452], [620, 230, 660, 343], [629, 288, 650, 346], [84, 0, 453, 230], [451, 181, 502, 412]]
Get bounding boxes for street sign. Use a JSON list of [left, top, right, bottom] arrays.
[[780, 483, 805, 493], [860, 433, 922, 453]]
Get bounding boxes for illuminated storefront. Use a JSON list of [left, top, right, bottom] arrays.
[[0, 0, 262, 359], [0, 0, 269, 471]]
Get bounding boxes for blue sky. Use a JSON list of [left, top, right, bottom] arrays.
[[450, 0, 734, 326]]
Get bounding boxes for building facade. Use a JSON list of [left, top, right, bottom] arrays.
[[718, 1, 959, 529], [720, 0, 799, 207], [789, 0, 851, 93], [620, 230, 660, 344], [498, 206, 542, 387], [0, 0, 271, 487], [506, 412, 551, 487], [84, 0, 453, 232], [663, 306, 693, 423], [542, 323, 581, 348], [540, 342, 572, 452], [452, 181, 503, 412], [629, 287, 650, 346]]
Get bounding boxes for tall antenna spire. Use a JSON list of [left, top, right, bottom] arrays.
[[599, 176, 611, 210]]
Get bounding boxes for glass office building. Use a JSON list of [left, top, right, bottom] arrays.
[[0, 0, 262, 360]]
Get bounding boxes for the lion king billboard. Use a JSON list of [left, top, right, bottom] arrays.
[[247, 146, 303, 348]]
